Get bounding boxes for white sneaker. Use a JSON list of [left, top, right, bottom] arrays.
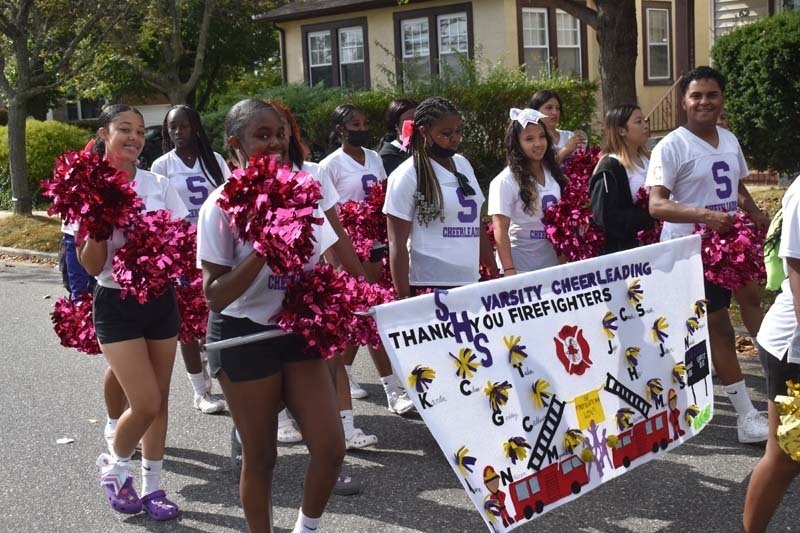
[[386, 389, 415, 415], [345, 428, 378, 450], [194, 392, 227, 414], [738, 410, 769, 443], [348, 371, 368, 399], [277, 423, 303, 443]]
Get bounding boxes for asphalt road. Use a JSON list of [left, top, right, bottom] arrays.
[[0, 259, 796, 533]]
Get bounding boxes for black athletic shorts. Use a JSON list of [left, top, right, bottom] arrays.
[[93, 285, 180, 344], [704, 279, 732, 313], [757, 342, 800, 401], [205, 312, 320, 382]]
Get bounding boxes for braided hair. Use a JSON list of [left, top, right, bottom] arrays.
[[92, 104, 143, 158], [409, 96, 466, 225], [162, 105, 225, 187], [504, 120, 565, 215]]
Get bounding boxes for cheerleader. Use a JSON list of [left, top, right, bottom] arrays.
[[150, 104, 229, 414], [79, 104, 187, 520], [589, 104, 656, 253], [319, 104, 414, 416], [198, 98, 368, 530], [529, 90, 587, 163], [377, 98, 417, 176], [384, 96, 497, 297], [488, 108, 566, 275]]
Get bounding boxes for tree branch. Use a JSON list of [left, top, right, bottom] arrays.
[[182, 0, 215, 92], [0, 52, 15, 100], [551, 0, 598, 28]]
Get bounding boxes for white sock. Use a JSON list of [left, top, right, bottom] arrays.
[[188, 372, 209, 397], [278, 408, 294, 428], [105, 417, 118, 437], [292, 509, 321, 533], [380, 374, 400, 394], [724, 380, 757, 417], [141, 458, 163, 496], [341, 410, 354, 438]]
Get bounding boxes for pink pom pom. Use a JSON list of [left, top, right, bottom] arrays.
[[176, 269, 209, 343], [42, 150, 142, 242], [50, 294, 101, 355], [217, 156, 324, 275], [112, 210, 195, 304], [337, 181, 389, 263], [633, 187, 663, 245], [695, 212, 767, 290], [542, 147, 605, 261]]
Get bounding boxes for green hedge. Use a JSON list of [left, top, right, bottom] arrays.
[[712, 10, 800, 173], [0, 119, 92, 204], [201, 61, 597, 186]]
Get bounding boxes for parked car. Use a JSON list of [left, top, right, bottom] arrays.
[[138, 125, 164, 170]]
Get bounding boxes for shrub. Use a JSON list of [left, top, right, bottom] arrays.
[[0, 119, 91, 204], [712, 10, 800, 173]]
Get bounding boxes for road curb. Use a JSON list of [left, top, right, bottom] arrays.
[[0, 246, 58, 261]]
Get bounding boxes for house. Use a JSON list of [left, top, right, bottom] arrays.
[[257, 0, 794, 132], [49, 93, 172, 128]]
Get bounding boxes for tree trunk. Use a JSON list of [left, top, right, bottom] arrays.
[[595, 1, 638, 114], [7, 99, 32, 216]]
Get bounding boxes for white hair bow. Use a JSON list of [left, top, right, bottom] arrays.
[[509, 108, 548, 128]]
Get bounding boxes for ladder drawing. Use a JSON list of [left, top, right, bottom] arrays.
[[528, 395, 565, 471], [604, 372, 651, 418]]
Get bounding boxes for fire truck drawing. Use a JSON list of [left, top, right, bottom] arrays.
[[509, 454, 589, 520], [611, 411, 671, 468]]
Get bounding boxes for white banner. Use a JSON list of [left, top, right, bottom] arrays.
[[373, 236, 714, 532]]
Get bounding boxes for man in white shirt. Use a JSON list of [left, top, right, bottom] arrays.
[[647, 66, 770, 444]]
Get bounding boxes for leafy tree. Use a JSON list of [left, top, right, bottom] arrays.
[[712, 10, 800, 173], [0, 0, 130, 215]]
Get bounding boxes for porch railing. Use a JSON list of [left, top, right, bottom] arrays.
[[645, 75, 684, 134]]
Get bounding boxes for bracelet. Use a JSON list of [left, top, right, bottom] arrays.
[[503, 267, 516, 272]]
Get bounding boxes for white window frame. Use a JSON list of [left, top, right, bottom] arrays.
[[338, 26, 364, 65], [645, 7, 671, 81], [307, 30, 332, 69], [437, 11, 469, 69], [521, 7, 550, 75], [401, 17, 430, 60], [555, 9, 581, 75]]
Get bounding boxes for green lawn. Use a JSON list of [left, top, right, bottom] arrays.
[[0, 214, 62, 253]]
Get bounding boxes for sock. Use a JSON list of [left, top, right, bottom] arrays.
[[141, 458, 163, 497], [188, 372, 209, 397], [104, 417, 118, 437], [278, 408, 294, 428], [341, 410, 354, 438], [724, 380, 756, 417], [292, 509, 321, 533], [380, 374, 400, 394]]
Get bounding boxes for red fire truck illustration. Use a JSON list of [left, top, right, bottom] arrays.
[[611, 411, 671, 469], [510, 454, 589, 520]]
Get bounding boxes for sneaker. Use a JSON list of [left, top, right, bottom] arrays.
[[738, 410, 769, 444], [348, 371, 368, 400], [386, 389, 415, 415], [193, 392, 227, 414], [345, 428, 378, 450], [333, 473, 363, 496], [277, 423, 303, 443], [230, 426, 242, 476]]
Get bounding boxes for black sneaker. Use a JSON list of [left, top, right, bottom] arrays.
[[230, 426, 242, 477], [332, 472, 362, 496]]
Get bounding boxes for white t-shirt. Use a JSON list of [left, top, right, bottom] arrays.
[[757, 176, 800, 363], [318, 147, 387, 203], [302, 161, 339, 212], [150, 150, 231, 224], [196, 168, 338, 326], [552, 129, 575, 151], [645, 126, 748, 240], [487, 166, 560, 272], [608, 154, 649, 198], [383, 154, 485, 286], [90, 169, 189, 289]]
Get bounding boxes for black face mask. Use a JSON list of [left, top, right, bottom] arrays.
[[345, 129, 371, 147], [427, 141, 457, 159]]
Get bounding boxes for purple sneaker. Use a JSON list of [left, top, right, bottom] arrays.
[[141, 490, 180, 521]]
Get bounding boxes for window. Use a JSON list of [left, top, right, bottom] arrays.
[[514, 482, 530, 500], [643, 2, 672, 83], [517, 2, 588, 78], [528, 477, 540, 494], [394, 4, 473, 80], [66, 99, 102, 122], [561, 458, 574, 474], [302, 18, 369, 88]]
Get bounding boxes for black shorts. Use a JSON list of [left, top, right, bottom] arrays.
[[205, 312, 320, 382], [704, 279, 732, 313], [757, 342, 800, 401], [369, 244, 389, 263], [93, 285, 180, 344]]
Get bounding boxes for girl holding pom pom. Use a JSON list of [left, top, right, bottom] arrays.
[[529, 90, 587, 163], [384, 96, 497, 298], [320, 104, 415, 418], [589, 104, 656, 253], [78, 104, 188, 521], [151, 105, 230, 416], [743, 174, 800, 532], [488, 108, 566, 275], [198, 98, 366, 531]]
